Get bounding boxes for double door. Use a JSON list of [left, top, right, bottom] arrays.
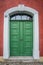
[[10, 20, 33, 56]]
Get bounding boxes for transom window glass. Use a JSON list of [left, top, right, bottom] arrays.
[[10, 14, 33, 20]]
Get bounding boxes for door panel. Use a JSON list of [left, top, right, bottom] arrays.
[[10, 20, 33, 56], [10, 21, 20, 56]]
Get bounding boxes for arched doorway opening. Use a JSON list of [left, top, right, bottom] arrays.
[[10, 13, 33, 57]]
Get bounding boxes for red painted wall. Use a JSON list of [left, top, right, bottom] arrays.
[[0, 0, 43, 56]]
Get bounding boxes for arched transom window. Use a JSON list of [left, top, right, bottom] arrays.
[[10, 14, 33, 20]]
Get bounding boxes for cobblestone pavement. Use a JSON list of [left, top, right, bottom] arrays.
[[0, 62, 43, 65]]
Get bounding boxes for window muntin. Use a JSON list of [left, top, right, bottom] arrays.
[[10, 14, 32, 20]]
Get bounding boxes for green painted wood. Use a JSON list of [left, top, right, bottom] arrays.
[[10, 20, 33, 56]]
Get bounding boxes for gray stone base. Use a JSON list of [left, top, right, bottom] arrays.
[[0, 61, 43, 65]]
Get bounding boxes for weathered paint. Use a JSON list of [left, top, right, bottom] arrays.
[[0, 0, 43, 56]]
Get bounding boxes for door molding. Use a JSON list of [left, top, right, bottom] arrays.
[[3, 4, 39, 59]]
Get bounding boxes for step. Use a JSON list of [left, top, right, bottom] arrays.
[[0, 62, 43, 65]]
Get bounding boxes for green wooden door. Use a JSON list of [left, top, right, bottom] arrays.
[[10, 20, 33, 56]]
